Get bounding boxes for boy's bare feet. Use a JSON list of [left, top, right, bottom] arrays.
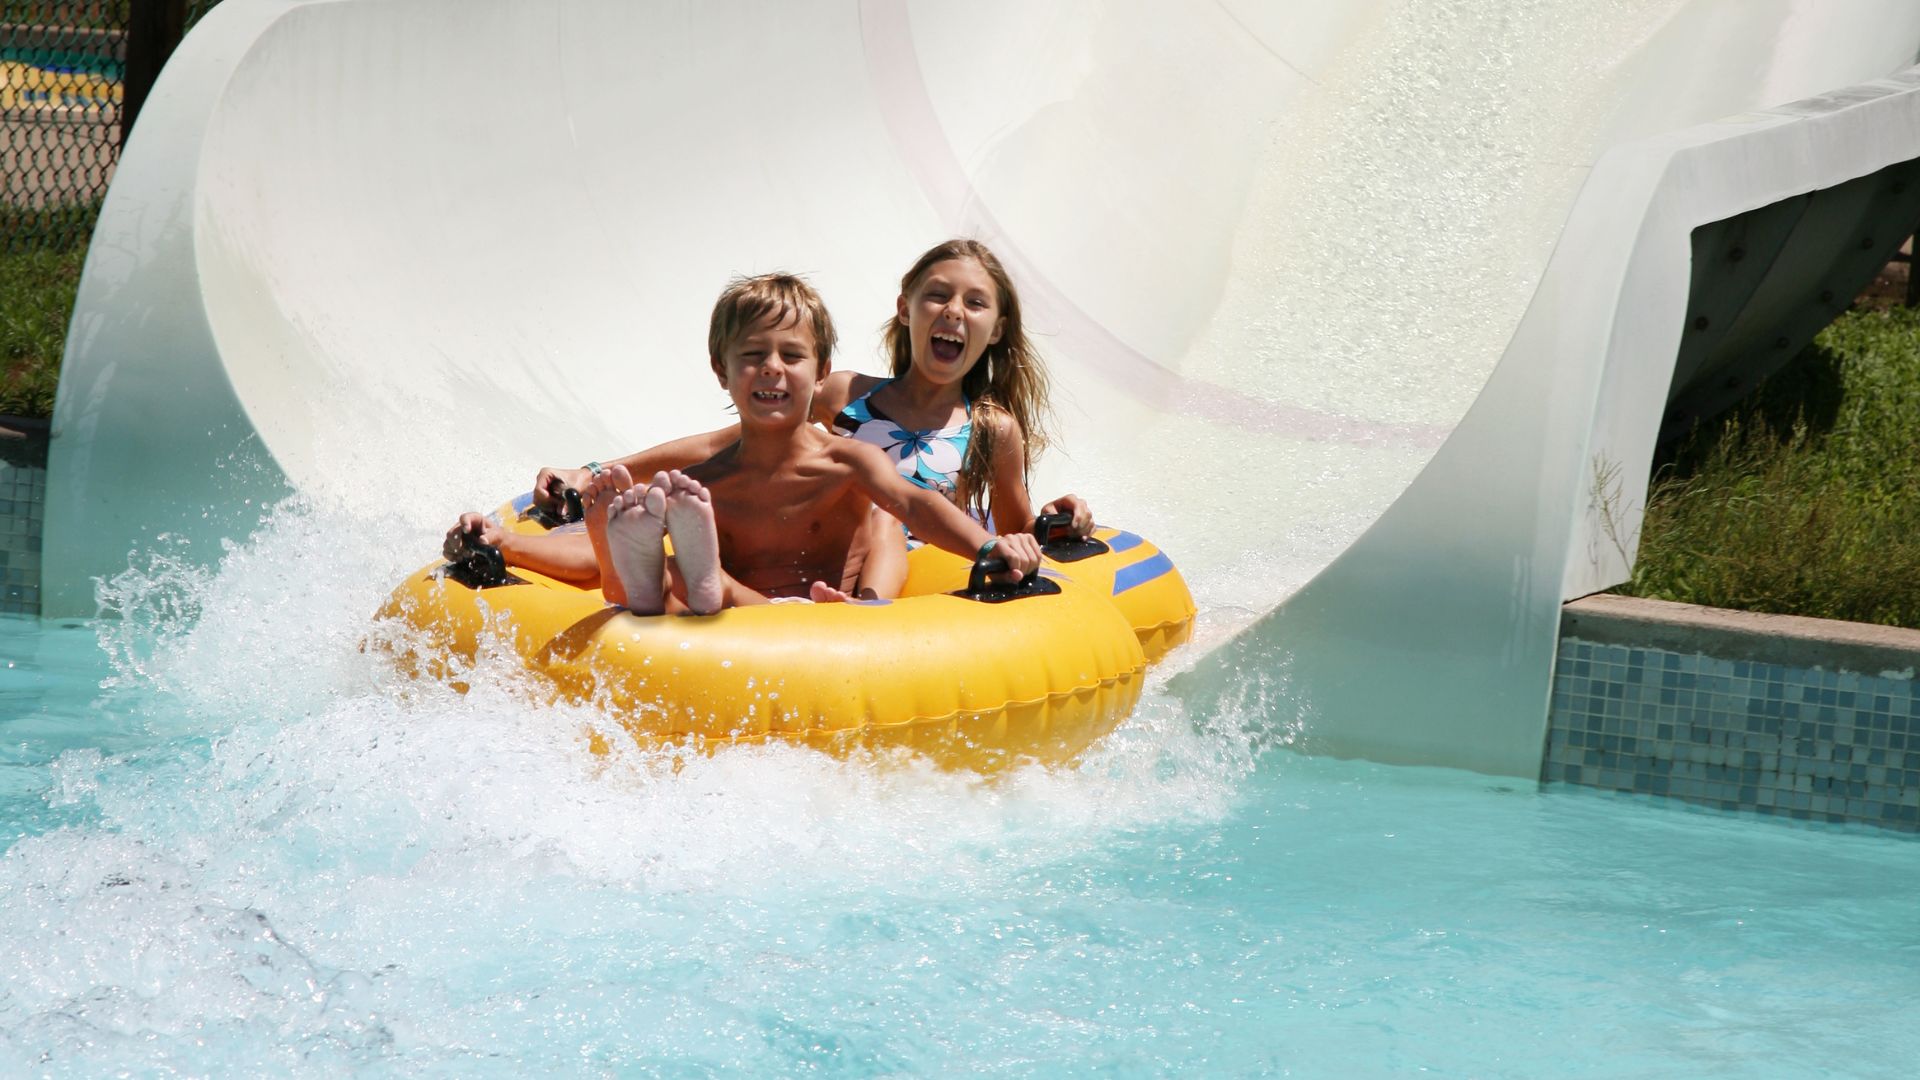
[[582, 464, 634, 606], [604, 472, 671, 614], [660, 470, 724, 615]]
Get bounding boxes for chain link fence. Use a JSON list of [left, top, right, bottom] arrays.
[[2, 0, 222, 254]]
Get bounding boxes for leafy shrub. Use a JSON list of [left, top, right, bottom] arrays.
[[1622, 307, 1920, 627]]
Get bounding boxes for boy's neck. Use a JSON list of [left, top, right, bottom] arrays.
[[732, 415, 816, 469]]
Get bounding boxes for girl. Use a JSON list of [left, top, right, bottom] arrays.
[[444, 239, 1089, 597], [818, 238, 1082, 595]]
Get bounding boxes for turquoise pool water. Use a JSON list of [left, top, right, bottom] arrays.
[[3, 505, 1919, 1077]]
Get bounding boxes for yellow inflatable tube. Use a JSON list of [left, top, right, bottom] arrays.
[[377, 497, 1195, 772], [898, 527, 1196, 664]]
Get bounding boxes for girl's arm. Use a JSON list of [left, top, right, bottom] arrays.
[[980, 409, 1036, 532], [981, 408, 1094, 537]]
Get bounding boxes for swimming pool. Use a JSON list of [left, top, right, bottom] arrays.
[[3, 503, 1917, 1077]]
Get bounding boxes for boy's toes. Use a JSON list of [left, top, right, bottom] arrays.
[[643, 479, 670, 520], [809, 581, 855, 603]]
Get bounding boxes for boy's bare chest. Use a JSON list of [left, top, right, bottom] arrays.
[[701, 470, 866, 563]]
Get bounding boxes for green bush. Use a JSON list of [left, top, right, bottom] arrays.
[[0, 201, 98, 419], [0, 246, 87, 419], [1622, 307, 1920, 627]]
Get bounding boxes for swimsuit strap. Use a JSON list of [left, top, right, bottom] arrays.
[[833, 377, 894, 431], [849, 376, 893, 411]]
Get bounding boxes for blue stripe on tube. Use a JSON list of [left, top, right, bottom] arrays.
[[1111, 552, 1174, 595]]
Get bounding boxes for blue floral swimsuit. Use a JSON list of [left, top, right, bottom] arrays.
[[832, 379, 978, 542], [832, 379, 971, 498]]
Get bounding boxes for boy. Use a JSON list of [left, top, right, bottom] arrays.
[[594, 273, 1041, 614]]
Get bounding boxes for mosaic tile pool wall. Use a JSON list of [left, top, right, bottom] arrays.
[[1545, 595, 1920, 832], [0, 420, 47, 616]]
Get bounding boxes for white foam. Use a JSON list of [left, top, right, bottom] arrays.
[[1, 495, 1279, 1070]]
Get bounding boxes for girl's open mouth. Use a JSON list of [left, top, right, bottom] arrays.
[[930, 333, 964, 362]]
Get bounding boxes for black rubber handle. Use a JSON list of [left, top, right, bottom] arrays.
[[957, 554, 1061, 604], [1029, 511, 1110, 563], [447, 525, 512, 588], [531, 484, 586, 528], [1032, 512, 1076, 545], [966, 555, 1015, 595]]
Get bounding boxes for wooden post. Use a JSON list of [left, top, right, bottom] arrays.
[[120, 0, 190, 148]]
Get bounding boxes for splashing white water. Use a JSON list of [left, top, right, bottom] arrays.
[[1, 492, 1285, 1073]]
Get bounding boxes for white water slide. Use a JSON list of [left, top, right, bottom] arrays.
[[46, 0, 1920, 776]]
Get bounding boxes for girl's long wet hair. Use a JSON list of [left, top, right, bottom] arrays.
[[882, 239, 1053, 520]]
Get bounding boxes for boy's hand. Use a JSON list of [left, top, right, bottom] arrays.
[[533, 466, 593, 514], [442, 512, 505, 561], [989, 532, 1043, 582], [1038, 493, 1093, 537]]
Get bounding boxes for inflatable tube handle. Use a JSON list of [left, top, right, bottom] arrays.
[[1031, 512, 1109, 563], [958, 556, 1062, 604], [445, 526, 514, 588], [533, 485, 586, 527]]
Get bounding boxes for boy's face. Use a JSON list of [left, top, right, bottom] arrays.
[[717, 313, 824, 428]]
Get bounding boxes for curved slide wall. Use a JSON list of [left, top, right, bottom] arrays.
[[45, 0, 1920, 774]]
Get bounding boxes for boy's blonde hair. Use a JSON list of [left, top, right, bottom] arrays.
[[708, 272, 838, 375], [881, 239, 1053, 519]]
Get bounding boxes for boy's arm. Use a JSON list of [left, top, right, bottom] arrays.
[[533, 426, 739, 513], [836, 443, 1042, 579]]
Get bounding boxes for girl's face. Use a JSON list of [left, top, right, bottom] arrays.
[[897, 257, 1005, 388]]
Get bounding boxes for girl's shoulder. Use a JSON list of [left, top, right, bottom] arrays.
[[969, 397, 1022, 440], [833, 372, 889, 409], [815, 371, 885, 423]]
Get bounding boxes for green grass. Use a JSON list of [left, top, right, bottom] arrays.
[[0, 205, 93, 418], [1620, 306, 1920, 627]]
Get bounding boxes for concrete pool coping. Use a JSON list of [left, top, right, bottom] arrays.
[[1562, 594, 1920, 676], [1550, 594, 1920, 832]]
